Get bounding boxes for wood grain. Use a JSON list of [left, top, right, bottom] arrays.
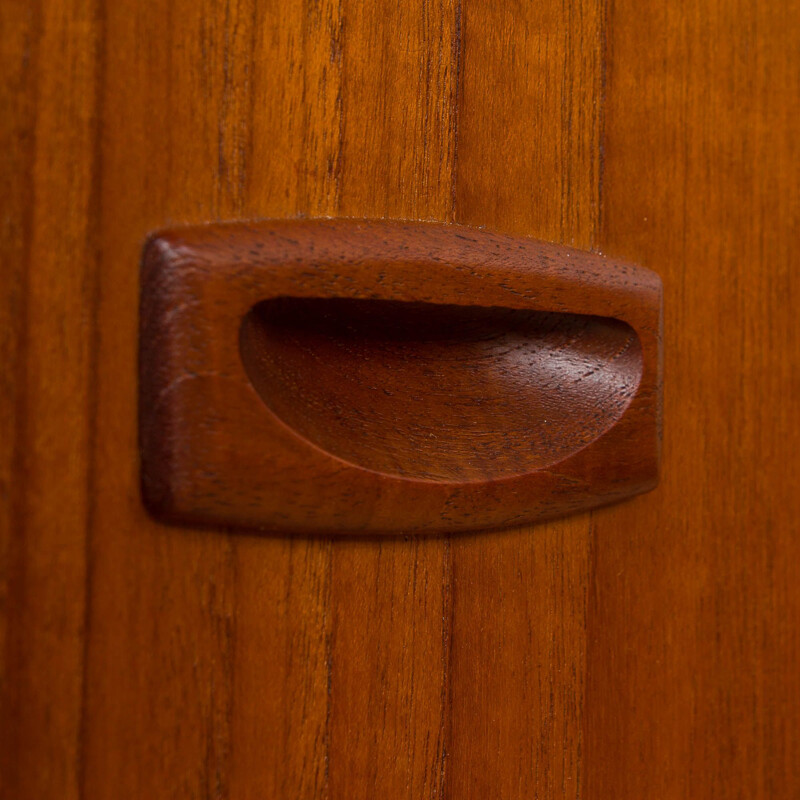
[[2, 0, 798, 797], [79, 2, 335, 797], [587, 0, 800, 797], [0, 1, 99, 797], [139, 219, 660, 533], [446, 0, 604, 796], [81, 0, 459, 797], [327, 4, 456, 796]]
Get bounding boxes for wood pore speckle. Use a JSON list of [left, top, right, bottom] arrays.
[[139, 219, 661, 533], [2, 0, 798, 797]]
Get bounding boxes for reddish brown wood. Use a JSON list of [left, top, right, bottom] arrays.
[[3, 0, 799, 796], [324, 3, 457, 794], [0, 1, 99, 797], [586, 0, 800, 797], [140, 219, 661, 533], [446, 0, 603, 793]]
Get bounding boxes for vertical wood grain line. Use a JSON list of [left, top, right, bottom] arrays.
[[80, 0, 253, 793], [448, 0, 463, 223], [299, 0, 344, 214], [77, 0, 106, 795], [447, 0, 603, 794], [2, 0, 102, 797], [327, 1, 459, 796], [440, 0, 462, 780], [438, 535, 454, 795], [0, 1, 41, 794], [583, 0, 607, 788], [595, 0, 610, 250], [588, 0, 800, 795], [227, 2, 343, 796]]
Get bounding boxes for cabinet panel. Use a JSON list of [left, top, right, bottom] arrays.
[[589, 1, 800, 796], [1, 0, 797, 798]]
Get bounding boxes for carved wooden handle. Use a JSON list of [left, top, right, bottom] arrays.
[[139, 219, 662, 534]]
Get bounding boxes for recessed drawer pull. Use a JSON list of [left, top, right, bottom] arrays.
[[139, 219, 662, 534]]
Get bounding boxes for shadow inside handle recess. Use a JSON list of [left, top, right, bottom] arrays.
[[240, 297, 642, 482]]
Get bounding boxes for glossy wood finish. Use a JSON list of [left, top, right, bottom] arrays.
[[587, 1, 800, 796], [2, 1, 798, 799], [1, 1, 98, 797], [140, 219, 660, 532], [448, 1, 603, 794]]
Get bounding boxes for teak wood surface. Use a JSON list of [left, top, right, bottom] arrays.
[[140, 219, 661, 533], [2, 0, 798, 799]]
